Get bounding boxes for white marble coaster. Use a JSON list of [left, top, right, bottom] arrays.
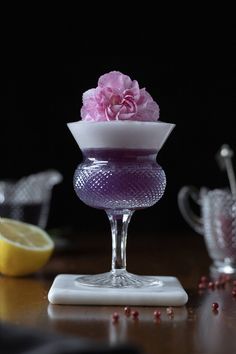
[[48, 274, 188, 306]]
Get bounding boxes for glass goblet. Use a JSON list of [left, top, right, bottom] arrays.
[[68, 121, 174, 288]]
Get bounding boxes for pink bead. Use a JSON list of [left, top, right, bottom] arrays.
[[212, 302, 219, 311], [112, 312, 119, 323], [124, 306, 131, 316], [131, 310, 139, 319], [166, 307, 174, 316], [153, 310, 161, 318]]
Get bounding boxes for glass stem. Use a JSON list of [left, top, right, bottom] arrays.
[[106, 210, 134, 274]]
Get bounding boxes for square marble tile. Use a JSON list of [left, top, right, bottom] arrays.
[[48, 274, 188, 306]]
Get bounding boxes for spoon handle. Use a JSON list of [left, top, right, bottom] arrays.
[[216, 144, 236, 198]]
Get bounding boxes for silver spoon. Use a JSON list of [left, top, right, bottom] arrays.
[[216, 144, 236, 198]]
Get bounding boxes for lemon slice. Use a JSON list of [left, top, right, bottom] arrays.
[[0, 218, 54, 276]]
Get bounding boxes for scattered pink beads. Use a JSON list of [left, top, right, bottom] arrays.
[[131, 310, 139, 320], [208, 281, 215, 290], [232, 290, 236, 298], [153, 310, 161, 319], [166, 307, 174, 316], [124, 306, 131, 316], [112, 312, 119, 323], [110, 274, 236, 326], [212, 302, 219, 311]]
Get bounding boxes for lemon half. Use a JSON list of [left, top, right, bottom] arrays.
[[0, 218, 54, 276]]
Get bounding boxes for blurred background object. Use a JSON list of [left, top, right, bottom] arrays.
[[0, 170, 62, 229], [178, 186, 236, 276], [178, 144, 236, 275]]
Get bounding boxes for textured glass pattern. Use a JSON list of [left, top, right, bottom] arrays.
[[74, 152, 166, 210], [203, 190, 236, 262], [0, 171, 62, 228], [72, 148, 167, 287]]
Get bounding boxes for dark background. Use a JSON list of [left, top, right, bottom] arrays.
[[1, 51, 236, 234]]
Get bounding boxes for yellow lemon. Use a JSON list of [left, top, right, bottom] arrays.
[[0, 218, 54, 276]]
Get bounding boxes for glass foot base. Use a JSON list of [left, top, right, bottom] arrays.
[[210, 261, 236, 277], [75, 270, 163, 288]]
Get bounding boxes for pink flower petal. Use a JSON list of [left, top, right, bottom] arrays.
[[81, 71, 160, 122], [98, 71, 132, 92]]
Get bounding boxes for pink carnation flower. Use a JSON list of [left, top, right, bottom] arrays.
[[81, 71, 160, 122]]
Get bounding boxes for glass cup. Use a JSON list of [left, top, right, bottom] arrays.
[[0, 170, 62, 229], [178, 186, 236, 275], [68, 120, 175, 288]]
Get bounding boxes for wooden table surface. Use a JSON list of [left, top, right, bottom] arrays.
[[1, 230, 236, 354]]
